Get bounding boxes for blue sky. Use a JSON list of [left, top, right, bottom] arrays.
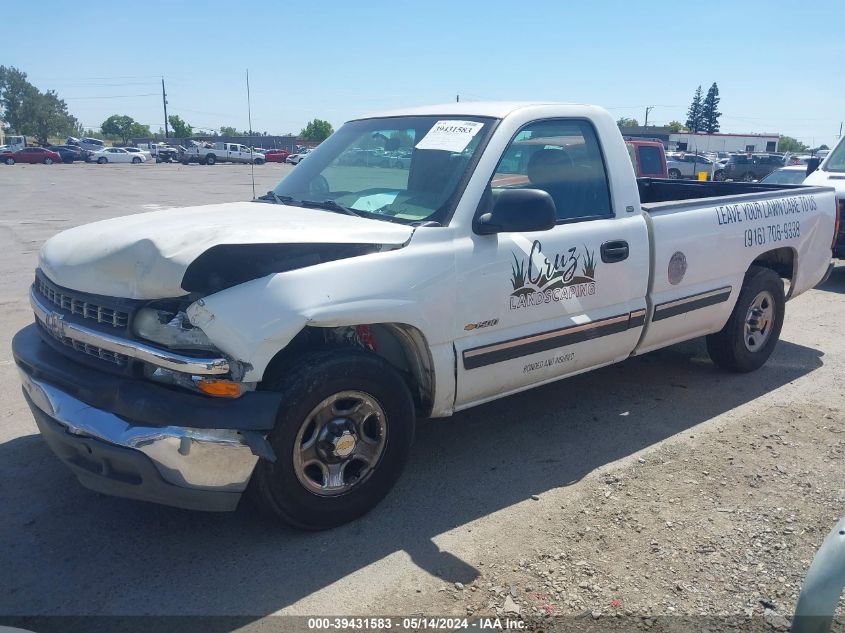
[[5, 0, 843, 146]]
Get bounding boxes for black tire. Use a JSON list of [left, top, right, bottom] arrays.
[[713, 170, 724, 181], [131, 156, 141, 164], [706, 266, 785, 373], [205, 154, 216, 165], [181, 160, 190, 166], [668, 168, 681, 179], [44, 157, 54, 165], [97, 157, 107, 164], [742, 171, 756, 182], [254, 158, 264, 165], [4, 157, 14, 165], [250, 350, 416, 530]]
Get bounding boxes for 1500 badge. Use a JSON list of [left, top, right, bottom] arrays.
[[465, 319, 499, 331], [509, 240, 597, 310]]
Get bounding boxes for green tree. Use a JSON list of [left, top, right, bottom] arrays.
[[685, 85, 704, 133], [616, 117, 639, 127], [0, 66, 79, 144], [218, 125, 239, 136], [300, 118, 334, 142], [778, 136, 808, 153], [101, 114, 136, 143], [701, 83, 721, 134], [128, 122, 151, 139], [168, 114, 193, 138], [667, 120, 687, 132]]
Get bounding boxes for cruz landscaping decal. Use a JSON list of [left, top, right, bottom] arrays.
[[510, 240, 597, 310]]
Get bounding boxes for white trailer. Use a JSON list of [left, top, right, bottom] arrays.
[[669, 132, 779, 154]]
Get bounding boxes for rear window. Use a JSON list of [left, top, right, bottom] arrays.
[[638, 146, 663, 175]]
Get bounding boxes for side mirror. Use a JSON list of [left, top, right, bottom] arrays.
[[806, 157, 821, 176], [475, 188, 557, 235]]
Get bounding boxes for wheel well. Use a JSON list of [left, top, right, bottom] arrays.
[[262, 324, 436, 417], [751, 247, 795, 280]]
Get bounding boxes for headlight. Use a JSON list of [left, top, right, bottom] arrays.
[[133, 307, 216, 351]]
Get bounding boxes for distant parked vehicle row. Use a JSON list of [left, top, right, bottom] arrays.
[[286, 148, 312, 164], [263, 149, 290, 163]]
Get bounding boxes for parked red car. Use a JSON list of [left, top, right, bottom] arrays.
[[263, 149, 291, 163], [624, 138, 668, 178], [3, 147, 63, 165]]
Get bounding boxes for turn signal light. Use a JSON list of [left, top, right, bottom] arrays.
[[194, 378, 245, 398], [834, 200, 843, 250]]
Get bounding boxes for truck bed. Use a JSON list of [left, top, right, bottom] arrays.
[[637, 178, 813, 209]]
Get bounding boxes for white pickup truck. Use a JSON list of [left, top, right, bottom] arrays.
[[13, 102, 837, 529], [181, 141, 264, 165]]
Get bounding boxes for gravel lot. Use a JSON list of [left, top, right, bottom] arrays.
[[0, 163, 842, 628]]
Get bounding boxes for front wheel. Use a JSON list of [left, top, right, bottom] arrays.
[[131, 156, 141, 164], [4, 157, 14, 165], [254, 158, 264, 165], [250, 350, 416, 529], [97, 157, 107, 164], [668, 168, 681, 179], [706, 266, 785, 372], [44, 157, 54, 165]]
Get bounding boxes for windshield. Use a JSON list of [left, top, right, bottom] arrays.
[[761, 169, 806, 185], [822, 136, 845, 172], [271, 115, 495, 225]]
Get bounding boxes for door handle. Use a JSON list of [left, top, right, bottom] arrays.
[[600, 240, 629, 263]]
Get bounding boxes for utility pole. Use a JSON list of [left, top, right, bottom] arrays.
[[839, 122, 843, 138], [161, 77, 169, 138], [456, 93, 460, 103], [644, 105, 654, 128]]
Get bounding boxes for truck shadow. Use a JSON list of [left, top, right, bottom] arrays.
[[0, 338, 823, 621], [814, 263, 845, 294]]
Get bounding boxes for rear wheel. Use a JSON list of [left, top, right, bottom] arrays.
[[43, 157, 54, 165], [713, 169, 724, 181], [706, 266, 785, 372], [250, 350, 416, 530], [205, 154, 216, 165], [254, 158, 264, 165], [4, 157, 14, 165], [668, 168, 681, 179]]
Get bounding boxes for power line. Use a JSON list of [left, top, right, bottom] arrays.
[[64, 93, 160, 100]]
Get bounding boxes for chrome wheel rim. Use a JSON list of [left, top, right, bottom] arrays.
[[293, 390, 387, 496], [744, 290, 775, 352]]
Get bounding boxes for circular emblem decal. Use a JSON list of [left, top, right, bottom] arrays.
[[668, 251, 687, 285], [334, 433, 356, 457]]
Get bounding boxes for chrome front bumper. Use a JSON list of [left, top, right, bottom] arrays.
[[20, 370, 259, 511]]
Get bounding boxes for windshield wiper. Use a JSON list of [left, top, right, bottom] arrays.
[[256, 191, 294, 204], [299, 199, 361, 217]]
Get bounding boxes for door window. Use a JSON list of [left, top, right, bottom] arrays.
[[490, 119, 612, 222]]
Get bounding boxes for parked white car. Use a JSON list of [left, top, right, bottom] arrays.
[[14, 102, 837, 529], [666, 153, 716, 179], [286, 148, 312, 164], [125, 147, 153, 161], [89, 147, 147, 164]]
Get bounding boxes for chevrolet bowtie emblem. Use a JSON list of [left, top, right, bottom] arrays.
[[44, 310, 65, 338]]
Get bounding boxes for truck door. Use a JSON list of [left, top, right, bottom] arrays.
[[453, 118, 650, 407]]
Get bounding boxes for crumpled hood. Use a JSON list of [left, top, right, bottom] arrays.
[[39, 201, 414, 299]]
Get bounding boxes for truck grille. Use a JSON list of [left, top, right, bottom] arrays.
[[35, 274, 129, 328], [38, 322, 129, 367]]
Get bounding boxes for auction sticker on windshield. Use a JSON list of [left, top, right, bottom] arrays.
[[415, 120, 485, 152]]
